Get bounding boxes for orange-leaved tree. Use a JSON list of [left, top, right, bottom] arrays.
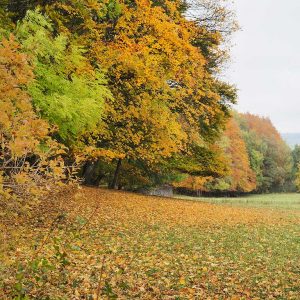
[[212, 117, 256, 192], [0, 35, 66, 203], [175, 117, 256, 193], [238, 113, 292, 192]]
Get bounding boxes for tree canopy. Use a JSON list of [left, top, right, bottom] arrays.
[[0, 0, 294, 195]]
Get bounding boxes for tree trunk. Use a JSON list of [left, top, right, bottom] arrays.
[[82, 161, 96, 185], [109, 158, 122, 189], [82, 160, 103, 186]]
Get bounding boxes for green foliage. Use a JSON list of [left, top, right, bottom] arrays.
[[291, 145, 300, 178], [15, 10, 112, 145], [241, 131, 267, 188], [106, 0, 122, 20], [294, 163, 300, 192], [205, 177, 231, 191], [0, 2, 14, 38], [171, 145, 228, 177], [0, 35, 70, 205]]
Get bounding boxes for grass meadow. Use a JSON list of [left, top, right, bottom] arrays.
[[176, 193, 300, 210], [1, 188, 299, 299]]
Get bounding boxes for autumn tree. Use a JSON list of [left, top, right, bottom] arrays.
[[0, 35, 65, 202], [286, 144, 300, 191], [237, 113, 292, 192], [15, 10, 112, 147], [205, 117, 256, 193], [176, 116, 256, 194]]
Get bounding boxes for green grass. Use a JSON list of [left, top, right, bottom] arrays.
[[175, 193, 300, 210]]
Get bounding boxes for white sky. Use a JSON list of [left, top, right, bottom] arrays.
[[227, 0, 300, 133]]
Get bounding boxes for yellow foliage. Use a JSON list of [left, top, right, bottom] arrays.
[[45, 0, 234, 164]]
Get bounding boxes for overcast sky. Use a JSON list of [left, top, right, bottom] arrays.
[[227, 0, 300, 133]]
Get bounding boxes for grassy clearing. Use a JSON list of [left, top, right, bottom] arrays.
[[175, 193, 300, 210], [1, 188, 300, 299]]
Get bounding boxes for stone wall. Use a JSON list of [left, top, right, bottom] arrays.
[[140, 185, 173, 197]]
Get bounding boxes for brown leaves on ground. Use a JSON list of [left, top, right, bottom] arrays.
[[1, 188, 299, 299], [70, 188, 299, 227]]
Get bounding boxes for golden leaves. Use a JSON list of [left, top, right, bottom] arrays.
[[179, 276, 186, 285], [83, 0, 224, 162]]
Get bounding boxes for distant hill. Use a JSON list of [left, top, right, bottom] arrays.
[[281, 133, 300, 148]]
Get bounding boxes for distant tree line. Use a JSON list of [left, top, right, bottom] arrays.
[[177, 113, 297, 195]]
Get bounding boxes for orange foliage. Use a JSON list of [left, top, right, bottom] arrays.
[[238, 112, 292, 191], [175, 117, 256, 192], [222, 118, 256, 192], [241, 113, 282, 141], [0, 35, 66, 201], [174, 175, 213, 191]]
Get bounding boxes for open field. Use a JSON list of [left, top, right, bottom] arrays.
[[175, 193, 300, 210], [1, 188, 300, 299]]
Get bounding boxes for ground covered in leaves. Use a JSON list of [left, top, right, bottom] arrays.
[[1, 187, 300, 299]]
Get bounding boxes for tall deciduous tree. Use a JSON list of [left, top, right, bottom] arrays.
[[237, 113, 292, 192], [15, 10, 112, 147], [206, 117, 256, 192], [290, 145, 300, 191]]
